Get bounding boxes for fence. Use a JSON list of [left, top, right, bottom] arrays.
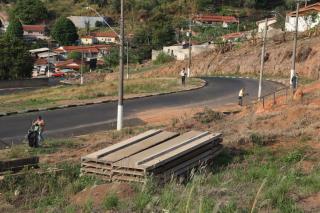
[[253, 86, 293, 108]]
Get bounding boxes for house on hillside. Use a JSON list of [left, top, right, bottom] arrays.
[[54, 45, 112, 60], [193, 14, 238, 28], [91, 32, 118, 43], [67, 16, 113, 29], [23, 25, 49, 40], [153, 42, 215, 61], [256, 17, 277, 33], [285, 2, 320, 32], [55, 59, 84, 71], [81, 35, 96, 45], [222, 32, 246, 42]]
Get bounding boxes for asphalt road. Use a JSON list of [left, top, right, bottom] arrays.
[[0, 77, 282, 146]]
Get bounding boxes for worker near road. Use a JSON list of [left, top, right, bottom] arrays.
[[180, 68, 187, 86], [238, 88, 245, 106], [33, 116, 45, 144]]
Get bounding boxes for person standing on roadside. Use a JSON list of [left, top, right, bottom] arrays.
[[238, 88, 245, 106], [180, 68, 187, 86]]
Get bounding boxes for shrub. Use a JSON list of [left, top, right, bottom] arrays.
[[153, 52, 175, 65], [193, 108, 224, 124], [102, 193, 119, 210]]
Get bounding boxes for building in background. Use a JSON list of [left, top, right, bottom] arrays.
[[193, 14, 238, 28], [285, 2, 320, 32], [23, 25, 49, 40]]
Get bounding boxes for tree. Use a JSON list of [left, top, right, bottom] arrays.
[[68, 51, 82, 60], [5, 18, 23, 40], [104, 47, 119, 68], [12, 0, 48, 24], [51, 17, 79, 45], [0, 37, 34, 80]]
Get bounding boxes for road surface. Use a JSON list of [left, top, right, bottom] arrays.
[[0, 77, 282, 146]]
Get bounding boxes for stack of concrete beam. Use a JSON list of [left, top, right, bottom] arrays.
[[81, 129, 223, 182]]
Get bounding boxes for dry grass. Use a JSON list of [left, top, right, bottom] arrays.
[[0, 78, 202, 112]]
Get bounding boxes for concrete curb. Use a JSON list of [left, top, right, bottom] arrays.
[[0, 79, 207, 117], [213, 75, 286, 86]]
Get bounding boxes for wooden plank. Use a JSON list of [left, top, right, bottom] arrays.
[[137, 131, 210, 166], [81, 162, 112, 170], [113, 131, 204, 169], [160, 147, 223, 178], [99, 131, 179, 163], [82, 129, 162, 160], [150, 144, 218, 175], [112, 169, 145, 177], [158, 145, 222, 177], [81, 167, 111, 176], [0, 156, 39, 172], [139, 133, 222, 170], [112, 175, 145, 183]]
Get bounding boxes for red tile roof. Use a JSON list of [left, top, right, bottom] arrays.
[[222, 32, 245, 40], [54, 45, 112, 53], [91, 31, 118, 38], [288, 3, 320, 16], [193, 15, 238, 23], [23, 25, 46, 32], [55, 59, 83, 70]]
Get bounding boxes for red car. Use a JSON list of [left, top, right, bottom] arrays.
[[52, 72, 65, 78]]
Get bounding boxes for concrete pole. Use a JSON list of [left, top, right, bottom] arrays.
[[117, 0, 124, 131], [80, 51, 84, 85], [290, 2, 300, 88], [187, 17, 192, 77], [258, 18, 268, 100], [47, 39, 50, 78], [126, 41, 129, 80]]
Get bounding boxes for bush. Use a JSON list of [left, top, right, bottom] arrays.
[[153, 52, 175, 65], [193, 108, 224, 124], [102, 193, 119, 210], [249, 133, 276, 146]]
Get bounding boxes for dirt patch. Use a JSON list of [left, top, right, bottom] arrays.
[[71, 183, 135, 207], [299, 192, 320, 213]]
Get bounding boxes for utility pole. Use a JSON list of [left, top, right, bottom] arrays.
[[290, 1, 300, 89], [258, 18, 268, 100], [187, 17, 192, 77], [80, 51, 84, 85], [47, 39, 50, 78], [126, 41, 129, 79], [117, 0, 124, 131]]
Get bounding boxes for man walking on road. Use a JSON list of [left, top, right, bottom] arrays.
[[238, 88, 245, 106], [180, 68, 187, 86]]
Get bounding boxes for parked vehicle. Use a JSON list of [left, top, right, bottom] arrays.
[[52, 72, 65, 78]]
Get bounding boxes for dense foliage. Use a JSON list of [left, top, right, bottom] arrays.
[[0, 37, 34, 80], [11, 0, 48, 24], [51, 17, 79, 45], [5, 18, 23, 40]]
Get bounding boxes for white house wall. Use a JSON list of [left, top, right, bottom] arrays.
[[285, 14, 320, 32], [162, 44, 215, 61]]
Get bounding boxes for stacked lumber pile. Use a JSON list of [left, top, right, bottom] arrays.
[[81, 129, 223, 182], [0, 156, 39, 175]]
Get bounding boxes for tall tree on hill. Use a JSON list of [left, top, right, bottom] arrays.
[[5, 18, 23, 40], [0, 37, 34, 80], [51, 17, 79, 45], [12, 0, 48, 24], [149, 11, 175, 49]]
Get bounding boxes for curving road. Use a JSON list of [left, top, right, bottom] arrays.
[[0, 77, 282, 146]]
